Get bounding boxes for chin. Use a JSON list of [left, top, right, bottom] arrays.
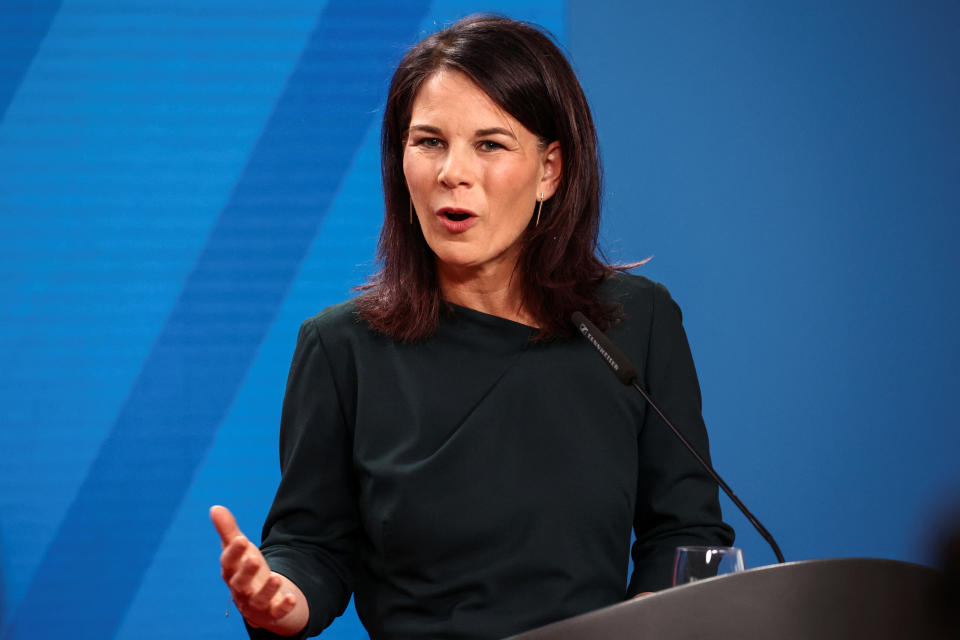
[[428, 243, 480, 269], [434, 254, 482, 271]]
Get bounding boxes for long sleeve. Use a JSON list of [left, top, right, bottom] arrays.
[[627, 283, 735, 595], [249, 317, 360, 639]]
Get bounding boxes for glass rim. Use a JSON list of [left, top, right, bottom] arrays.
[[674, 545, 742, 553]]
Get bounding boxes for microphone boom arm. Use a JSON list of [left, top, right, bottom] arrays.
[[630, 379, 785, 563], [573, 311, 785, 564]]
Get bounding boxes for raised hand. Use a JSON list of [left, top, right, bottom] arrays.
[[210, 505, 309, 635]]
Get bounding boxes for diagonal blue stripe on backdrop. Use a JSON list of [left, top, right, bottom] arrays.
[[0, 0, 63, 123], [0, 1, 430, 638]]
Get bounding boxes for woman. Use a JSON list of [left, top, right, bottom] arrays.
[[212, 14, 733, 639]]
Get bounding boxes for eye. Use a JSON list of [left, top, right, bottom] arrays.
[[414, 136, 443, 149], [478, 140, 505, 152]]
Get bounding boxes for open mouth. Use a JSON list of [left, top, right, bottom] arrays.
[[437, 208, 477, 232]]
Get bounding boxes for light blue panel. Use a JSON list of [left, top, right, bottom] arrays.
[[116, 97, 390, 640], [4, 1, 435, 636], [0, 0, 324, 625], [570, 0, 960, 570], [0, 0, 62, 121], [426, 0, 566, 37]]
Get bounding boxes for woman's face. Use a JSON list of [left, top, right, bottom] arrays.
[[403, 70, 561, 279]]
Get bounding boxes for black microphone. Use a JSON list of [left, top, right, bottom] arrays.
[[572, 311, 785, 564]]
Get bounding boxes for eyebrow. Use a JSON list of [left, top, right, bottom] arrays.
[[406, 124, 518, 140], [407, 124, 442, 135], [475, 127, 516, 139]]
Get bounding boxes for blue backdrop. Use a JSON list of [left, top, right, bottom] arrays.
[[0, 1, 957, 638]]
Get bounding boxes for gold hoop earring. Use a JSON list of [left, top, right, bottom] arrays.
[[535, 193, 544, 227]]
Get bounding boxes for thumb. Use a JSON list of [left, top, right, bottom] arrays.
[[210, 505, 245, 549]]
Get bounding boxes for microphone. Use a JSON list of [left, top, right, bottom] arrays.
[[572, 311, 785, 564]]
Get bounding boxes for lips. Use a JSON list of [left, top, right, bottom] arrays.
[[436, 208, 477, 233]]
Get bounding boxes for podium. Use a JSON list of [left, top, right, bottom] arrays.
[[506, 558, 950, 640]]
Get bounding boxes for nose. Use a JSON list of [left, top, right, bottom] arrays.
[[437, 146, 473, 188]]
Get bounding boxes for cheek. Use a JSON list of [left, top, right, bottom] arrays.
[[403, 151, 434, 193], [488, 160, 539, 195]]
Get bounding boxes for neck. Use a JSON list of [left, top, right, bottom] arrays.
[[436, 260, 538, 327]]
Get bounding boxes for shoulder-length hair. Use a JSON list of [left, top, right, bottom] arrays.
[[357, 14, 622, 342]]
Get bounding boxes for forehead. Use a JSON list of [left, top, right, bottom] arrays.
[[409, 69, 518, 129]]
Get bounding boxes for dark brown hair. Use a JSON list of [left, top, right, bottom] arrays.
[[356, 14, 622, 341]]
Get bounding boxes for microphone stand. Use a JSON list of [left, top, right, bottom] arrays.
[[630, 379, 785, 563], [573, 311, 785, 564]]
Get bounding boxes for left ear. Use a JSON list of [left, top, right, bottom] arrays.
[[539, 141, 562, 200]]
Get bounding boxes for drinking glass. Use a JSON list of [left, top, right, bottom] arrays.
[[672, 546, 745, 586]]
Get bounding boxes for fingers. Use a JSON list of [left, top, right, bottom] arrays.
[[221, 535, 270, 594], [269, 592, 297, 620], [223, 542, 273, 620], [210, 505, 242, 549], [236, 572, 298, 627], [248, 574, 282, 610], [228, 552, 263, 593], [220, 536, 249, 583]]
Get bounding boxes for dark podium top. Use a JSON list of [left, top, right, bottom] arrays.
[[507, 558, 951, 640]]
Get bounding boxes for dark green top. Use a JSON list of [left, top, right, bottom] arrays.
[[254, 273, 733, 640]]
